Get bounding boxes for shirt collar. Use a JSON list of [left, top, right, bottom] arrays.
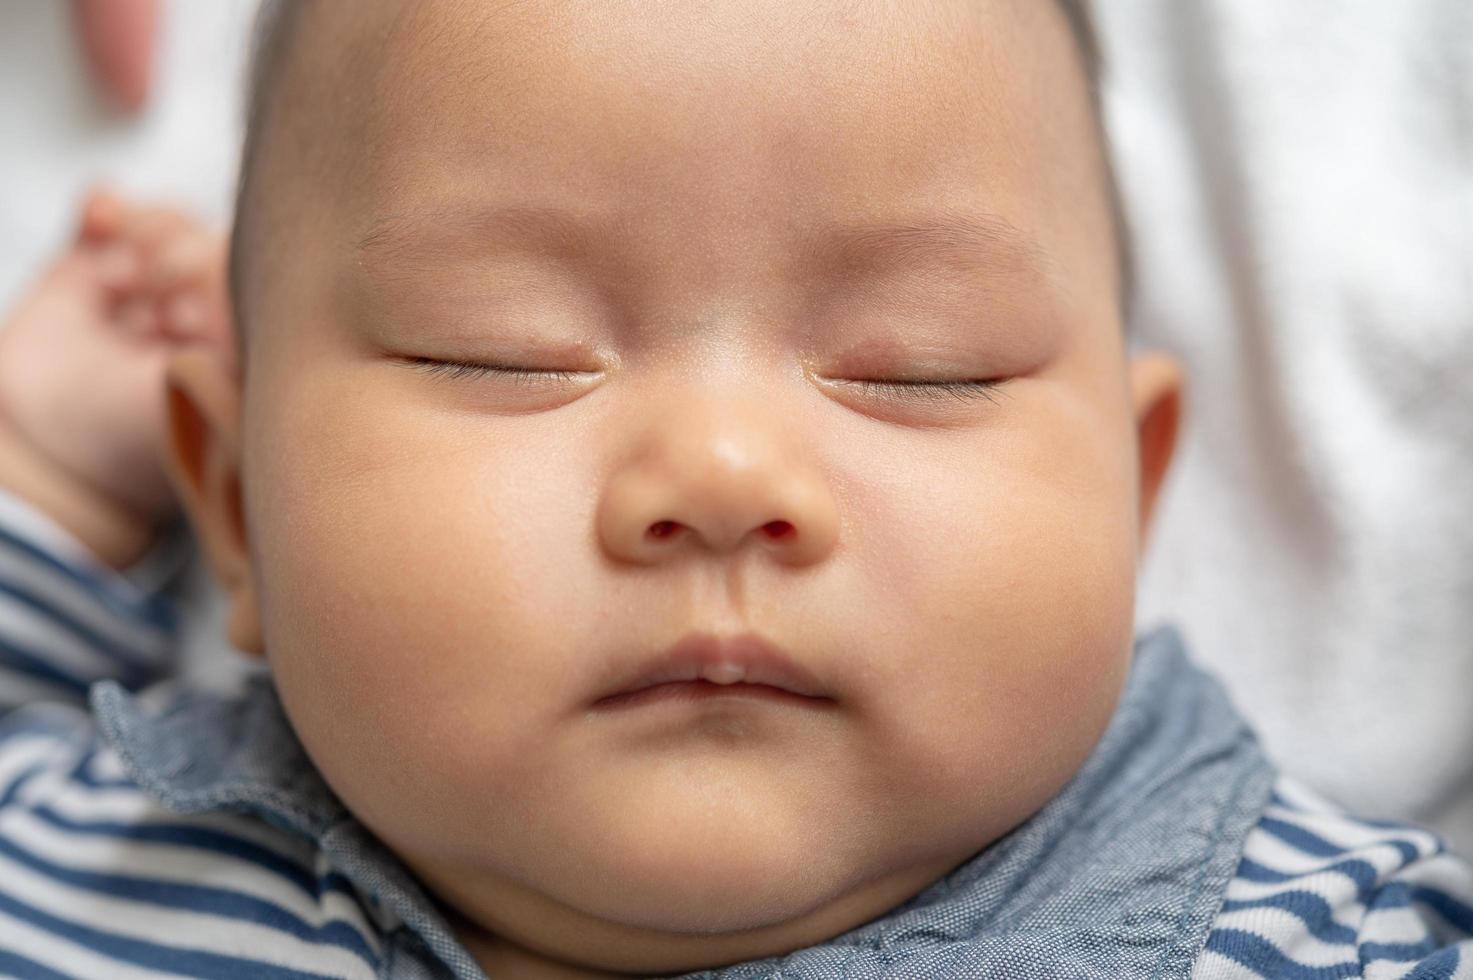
[[91, 625, 1275, 979], [90, 671, 483, 977]]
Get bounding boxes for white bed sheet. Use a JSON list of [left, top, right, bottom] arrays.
[[1097, 0, 1473, 850]]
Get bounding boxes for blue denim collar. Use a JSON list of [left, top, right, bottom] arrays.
[[90, 625, 1275, 980], [90, 671, 481, 978]]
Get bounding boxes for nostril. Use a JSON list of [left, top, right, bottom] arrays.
[[646, 520, 795, 543], [648, 520, 680, 539], [763, 520, 795, 540]]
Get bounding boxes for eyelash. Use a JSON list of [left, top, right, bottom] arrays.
[[405, 358, 1006, 403], [406, 358, 584, 386], [828, 377, 1006, 404]]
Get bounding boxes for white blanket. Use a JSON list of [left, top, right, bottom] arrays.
[[0, 1, 254, 311], [1096, 0, 1473, 850]]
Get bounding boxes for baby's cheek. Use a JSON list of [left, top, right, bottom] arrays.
[[885, 421, 1136, 830], [246, 388, 559, 834]]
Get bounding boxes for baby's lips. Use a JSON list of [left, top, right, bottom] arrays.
[[593, 631, 835, 707]]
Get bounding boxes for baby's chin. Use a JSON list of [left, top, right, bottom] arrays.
[[578, 853, 853, 937], [530, 775, 882, 933], [414, 763, 960, 954], [434, 805, 968, 977]]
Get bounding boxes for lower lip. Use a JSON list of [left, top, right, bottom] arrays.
[[593, 680, 828, 710]]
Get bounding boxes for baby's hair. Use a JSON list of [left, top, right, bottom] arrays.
[[227, 0, 305, 363], [227, 0, 1129, 364]]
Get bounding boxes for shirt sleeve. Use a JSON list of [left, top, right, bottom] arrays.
[[0, 486, 184, 715], [1196, 776, 1473, 979]]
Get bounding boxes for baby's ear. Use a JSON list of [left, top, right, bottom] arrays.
[[162, 349, 263, 658], [1128, 351, 1184, 553]]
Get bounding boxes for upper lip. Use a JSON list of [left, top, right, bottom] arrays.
[[593, 631, 831, 705]]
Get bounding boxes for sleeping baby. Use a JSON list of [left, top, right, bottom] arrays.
[[0, 1, 1470, 977]]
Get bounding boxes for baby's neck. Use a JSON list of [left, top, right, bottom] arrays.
[[424, 844, 969, 978], [471, 942, 629, 980], [441, 903, 629, 979]]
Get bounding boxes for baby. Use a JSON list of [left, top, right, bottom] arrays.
[[1, 1, 1471, 978]]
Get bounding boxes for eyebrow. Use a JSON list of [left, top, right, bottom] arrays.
[[355, 202, 1056, 284], [810, 208, 1063, 297], [356, 205, 596, 265]]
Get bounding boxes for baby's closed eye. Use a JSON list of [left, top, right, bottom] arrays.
[[400, 354, 1012, 407]]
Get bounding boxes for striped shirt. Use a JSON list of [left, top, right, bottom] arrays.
[[1, 486, 1471, 978], [1197, 780, 1473, 979]]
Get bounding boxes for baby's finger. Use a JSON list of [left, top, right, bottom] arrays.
[[94, 241, 143, 293], [119, 206, 194, 262], [73, 0, 161, 114], [78, 187, 126, 244], [132, 211, 192, 247], [162, 293, 207, 338], [115, 296, 160, 339], [150, 234, 221, 292], [161, 288, 235, 348]]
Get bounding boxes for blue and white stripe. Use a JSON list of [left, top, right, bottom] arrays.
[[0, 490, 391, 977], [0, 489, 179, 711], [1196, 777, 1473, 978]]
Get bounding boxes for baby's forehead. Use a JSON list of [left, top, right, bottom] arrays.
[[233, 0, 1118, 341]]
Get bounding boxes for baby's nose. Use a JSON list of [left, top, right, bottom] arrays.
[[596, 412, 840, 567]]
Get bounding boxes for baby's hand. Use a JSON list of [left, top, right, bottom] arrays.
[[0, 188, 232, 567]]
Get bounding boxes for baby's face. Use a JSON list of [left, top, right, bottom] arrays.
[[177, 0, 1178, 974]]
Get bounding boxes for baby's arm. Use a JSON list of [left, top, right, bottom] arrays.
[[0, 481, 181, 713], [0, 189, 229, 714]]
